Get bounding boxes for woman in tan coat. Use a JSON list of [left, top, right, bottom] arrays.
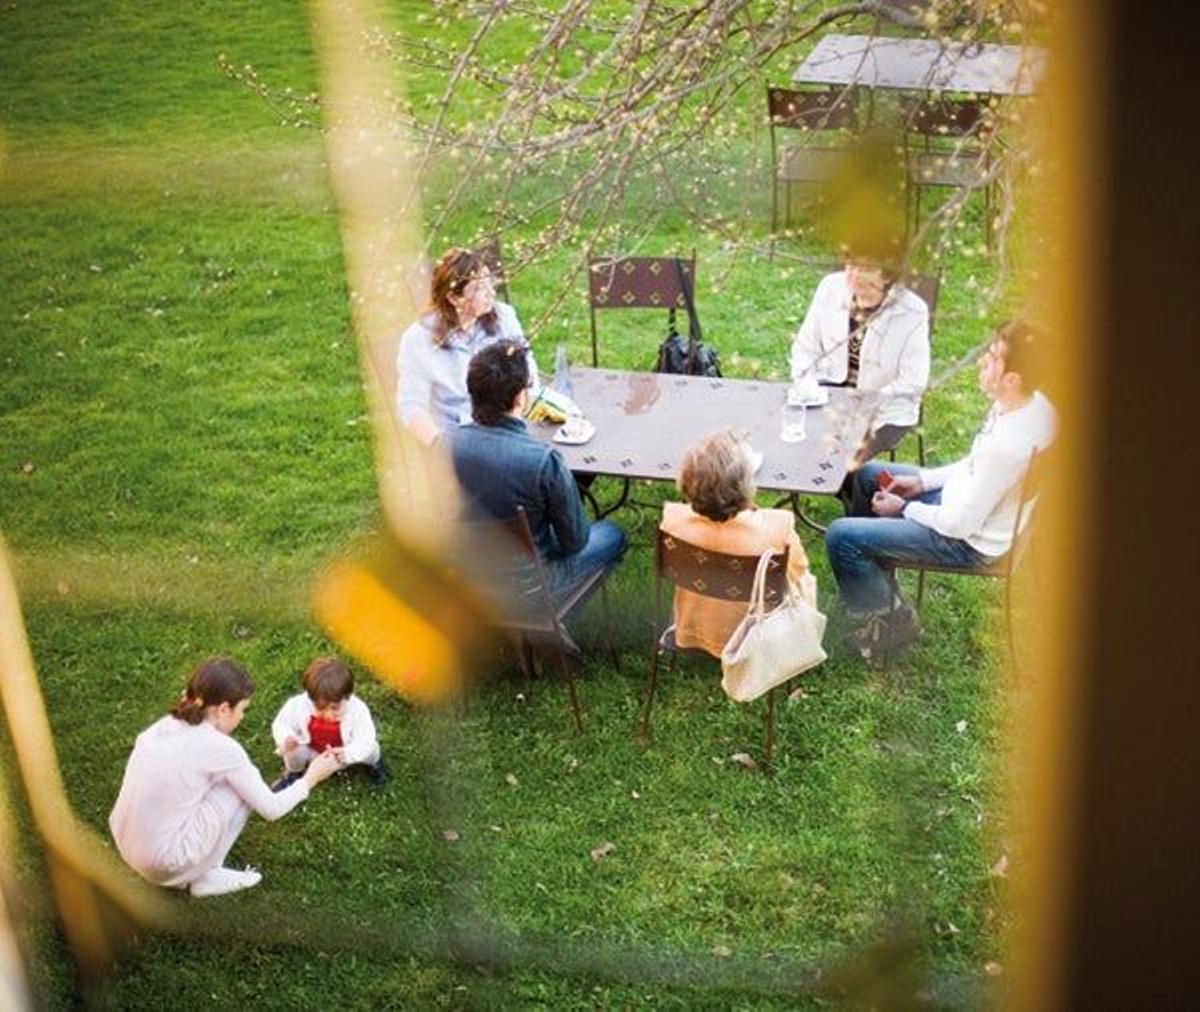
[[660, 430, 818, 656]]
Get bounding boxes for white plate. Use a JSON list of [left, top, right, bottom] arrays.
[[553, 419, 596, 445], [787, 386, 830, 407]]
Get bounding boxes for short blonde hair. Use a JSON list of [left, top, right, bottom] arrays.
[[677, 430, 755, 522]]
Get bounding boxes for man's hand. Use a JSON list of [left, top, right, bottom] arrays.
[[886, 474, 924, 499], [871, 491, 907, 518], [330, 747, 347, 765]]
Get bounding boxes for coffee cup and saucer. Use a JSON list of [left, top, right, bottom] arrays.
[[787, 379, 829, 408], [553, 416, 596, 445]]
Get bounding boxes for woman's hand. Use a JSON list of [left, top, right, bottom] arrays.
[[303, 750, 342, 788]]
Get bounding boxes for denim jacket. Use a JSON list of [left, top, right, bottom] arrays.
[[449, 417, 590, 560]]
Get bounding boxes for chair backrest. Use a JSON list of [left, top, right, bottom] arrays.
[[474, 236, 512, 306], [458, 507, 556, 629], [767, 86, 858, 132], [587, 253, 696, 311], [587, 252, 697, 366], [655, 529, 790, 608], [1005, 447, 1046, 576], [900, 97, 996, 144], [903, 271, 941, 334]]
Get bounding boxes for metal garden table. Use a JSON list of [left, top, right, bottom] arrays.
[[529, 368, 879, 519]]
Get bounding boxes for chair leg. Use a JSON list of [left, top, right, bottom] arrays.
[[916, 570, 926, 611], [600, 582, 621, 672], [881, 588, 900, 673], [639, 642, 662, 742], [764, 686, 776, 770], [917, 430, 926, 468], [520, 638, 535, 696], [771, 175, 779, 239], [554, 638, 583, 733]]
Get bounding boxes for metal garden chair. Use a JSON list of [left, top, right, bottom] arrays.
[[640, 529, 792, 767]]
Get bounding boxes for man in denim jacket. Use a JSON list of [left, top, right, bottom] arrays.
[[449, 340, 627, 607]]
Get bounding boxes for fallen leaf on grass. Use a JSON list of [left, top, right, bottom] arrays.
[[955, 719, 968, 734], [788, 686, 808, 702], [730, 752, 758, 771], [20, 462, 34, 474], [442, 829, 460, 843], [590, 842, 616, 862], [504, 772, 519, 787], [990, 853, 1009, 878], [984, 961, 1003, 977], [712, 945, 732, 958]]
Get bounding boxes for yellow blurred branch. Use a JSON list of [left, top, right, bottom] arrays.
[[0, 536, 172, 977]]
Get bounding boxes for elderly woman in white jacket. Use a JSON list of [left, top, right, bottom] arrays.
[[790, 259, 930, 465]]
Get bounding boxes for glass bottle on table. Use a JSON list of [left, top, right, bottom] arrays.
[[554, 343, 574, 398]]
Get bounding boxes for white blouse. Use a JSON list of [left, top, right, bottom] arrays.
[[109, 716, 309, 885], [395, 302, 535, 433]]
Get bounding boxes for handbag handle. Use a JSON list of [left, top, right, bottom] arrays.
[[672, 257, 702, 370], [748, 548, 789, 619]]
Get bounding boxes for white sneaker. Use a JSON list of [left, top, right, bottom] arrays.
[[189, 866, 262, 898]]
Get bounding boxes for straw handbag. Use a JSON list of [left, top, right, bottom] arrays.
[[721, 549, 827, 702]]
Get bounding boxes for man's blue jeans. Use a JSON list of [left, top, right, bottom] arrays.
[[547, 520, 627, 620], [826, 462, 989, 614]]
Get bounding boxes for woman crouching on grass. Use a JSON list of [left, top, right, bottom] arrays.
[[109, 657, 339, 897]]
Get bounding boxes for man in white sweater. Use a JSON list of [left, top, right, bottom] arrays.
[[825, 320, 1057, 658]]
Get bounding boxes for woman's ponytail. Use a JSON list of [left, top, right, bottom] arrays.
[[169, 657, 254, 723]]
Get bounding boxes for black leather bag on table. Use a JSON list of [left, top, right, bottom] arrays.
[[655, 258, 721, 377]]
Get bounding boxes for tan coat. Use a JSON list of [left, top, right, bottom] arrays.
[[659, 503, 818, 657]]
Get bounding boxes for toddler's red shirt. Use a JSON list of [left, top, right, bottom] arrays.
[[307, 714, 344, 753]]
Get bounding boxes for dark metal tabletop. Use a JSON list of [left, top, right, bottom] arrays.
[[793, 33, 1045, 96], [530, 368, 878, 495]]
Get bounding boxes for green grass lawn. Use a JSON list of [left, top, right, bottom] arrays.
[[2, 2, 1020, 1007]]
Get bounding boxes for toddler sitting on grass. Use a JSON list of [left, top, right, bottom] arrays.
[[271, 656, 388, 789]]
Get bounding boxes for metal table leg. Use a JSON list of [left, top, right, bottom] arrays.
[[778, 492, 828, 534]]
